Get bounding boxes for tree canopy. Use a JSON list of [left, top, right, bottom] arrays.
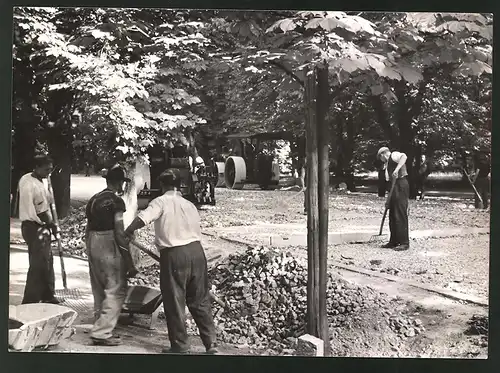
[[11, 7, 492, 214]]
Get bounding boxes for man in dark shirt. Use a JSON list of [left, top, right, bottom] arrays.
[[85, 165, 137, 346], [377, 147, 410, 251], [473, 150, 491, 209]]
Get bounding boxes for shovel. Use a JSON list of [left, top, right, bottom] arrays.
[[370, 177, 397, 242]]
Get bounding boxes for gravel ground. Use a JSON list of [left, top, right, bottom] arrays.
[[55, 186, 490, 300], [325, 234, 489, 299], [17, 184, 488, 358], [200, 188, 489, 231]]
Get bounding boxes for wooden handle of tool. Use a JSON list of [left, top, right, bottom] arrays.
[[130, 239, 160, 262], [461, 167, 483, 203], [379, 178, 397, 236], [47, 175, 67, 289]]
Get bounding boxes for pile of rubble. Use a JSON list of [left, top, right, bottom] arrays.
[[466, 314, 488, 336], [59, 206, 87, 258], [207, 246, 421, 352]]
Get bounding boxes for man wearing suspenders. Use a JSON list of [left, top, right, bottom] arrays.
[[377, 147, 410, 251]]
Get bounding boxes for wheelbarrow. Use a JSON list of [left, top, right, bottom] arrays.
[[9, 303, 77, 352], [120, 240, 234, 330]]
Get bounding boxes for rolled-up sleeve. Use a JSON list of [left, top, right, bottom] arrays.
[[137, 198, 163, 225], [33, 187, 49, 215]]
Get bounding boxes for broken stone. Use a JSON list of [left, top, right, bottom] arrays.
[[405, 328, 416, 337], [296, 334, 324, 357]]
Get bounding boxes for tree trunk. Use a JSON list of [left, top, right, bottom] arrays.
[[336, 116, 344, 179], [123, 160, 151, 267], [370, 94, 397, 147], [316, 65, 330, 356], [44, 90, 75, 219], [304, 67, 320, 344], [11, 117, 37, 217], [47, 124, 73, 219], [394, 82, 418, 200], [345, 111, 356, 192]]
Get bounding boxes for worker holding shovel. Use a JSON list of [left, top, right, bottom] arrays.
[[125, 168, 218, 355], [18, 155, 61, 305], [377, 147, 410, 251], [85, 165, 138, 346]]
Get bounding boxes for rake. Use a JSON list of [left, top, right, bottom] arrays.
[[46, 169, 68, 289]]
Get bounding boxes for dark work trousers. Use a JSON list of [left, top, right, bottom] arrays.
[[159, 241, 216, 352], [21, 221, 56, 304], [388, 177, 410, 246], [475, 176, 490, 209]]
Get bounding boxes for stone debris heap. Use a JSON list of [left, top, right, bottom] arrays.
[[206, 246, 424, 351]]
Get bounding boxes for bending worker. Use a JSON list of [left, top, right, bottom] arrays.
[[18, 155, 61, 304], [125, 168, 218, 355], [85, 164, 137, 346], [377, 147, 410, 251]]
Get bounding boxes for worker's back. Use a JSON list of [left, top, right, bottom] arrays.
[[139, 190, 202, 249]]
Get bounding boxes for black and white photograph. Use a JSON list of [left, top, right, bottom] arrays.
[[8, 7, 492, 358]]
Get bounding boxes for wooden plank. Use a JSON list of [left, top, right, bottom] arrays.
[[316, 65, 330, 356], [304, 67, 320, 340]]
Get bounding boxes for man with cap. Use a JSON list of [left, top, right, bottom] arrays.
[[85, 164, 137, 346], [124, 168, 218, 355], [18, 154, 61, 304], [377, 147, 410, 250]]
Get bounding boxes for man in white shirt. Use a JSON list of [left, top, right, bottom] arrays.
[[18, 155, 60, 304], [125, 168, 217, 354]]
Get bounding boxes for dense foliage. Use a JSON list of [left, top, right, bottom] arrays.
[[11, 8, 492, 214]]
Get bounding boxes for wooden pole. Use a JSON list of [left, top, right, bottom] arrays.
[[316, 64, 330, 355], [305, 67, 320, 338]]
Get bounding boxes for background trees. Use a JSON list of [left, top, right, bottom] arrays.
[[11, 8, 492, 216]]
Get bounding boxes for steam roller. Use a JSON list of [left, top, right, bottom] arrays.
[[215, 161, 225, 187], [224, 156, 247, 190]]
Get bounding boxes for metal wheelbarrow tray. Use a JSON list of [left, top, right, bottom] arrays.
[[9, 303, 78, 352], [121, 285, 163, 330]]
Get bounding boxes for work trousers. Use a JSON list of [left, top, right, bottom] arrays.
[[388, 177, 410, 246], [86, 230, 127, 340], [159, 241, 216, 352], [475, 176, 490, 209], [21, 221, 56, 304]]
